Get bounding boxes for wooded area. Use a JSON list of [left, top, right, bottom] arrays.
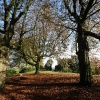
[[0, 0, 100, 98]]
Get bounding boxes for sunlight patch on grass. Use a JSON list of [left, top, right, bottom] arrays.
[[40, 71, 79, 75]]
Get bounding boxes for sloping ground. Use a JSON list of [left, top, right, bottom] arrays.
[[0, 73, 100, 100]]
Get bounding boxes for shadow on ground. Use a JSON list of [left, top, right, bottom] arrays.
[[0, 74, 100, 100]]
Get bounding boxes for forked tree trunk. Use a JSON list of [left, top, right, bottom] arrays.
[[0, 46, 9, 89], [77, 25, 93, 86]]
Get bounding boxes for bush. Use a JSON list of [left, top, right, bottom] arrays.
[[6, 67, 20, 77], [90, 63, 95, 75], [95, 67, 100, 75], [19, 66, 34, 73], [90, 62, 100, 75], [40, 65, 45, 70], [55, 64, 71, 73], [55, 58, 71, 72], [55, 64, 62, 72], [69, 63, 79, 73], [45, 65, 52, 71], [44, 59, 53, 71], [62, 66, 72, 72]]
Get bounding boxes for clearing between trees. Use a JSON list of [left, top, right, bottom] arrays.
[[0, 73, 100, 100]]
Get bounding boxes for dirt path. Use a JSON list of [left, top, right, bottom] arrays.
[[0, 74, 100, 100]]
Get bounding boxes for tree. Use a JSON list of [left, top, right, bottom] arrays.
[[17, 1, 69, 74], [61, 0, 100, 86], [0, 0, 33, 88], [45, 59, 53, 70], [21, 16, 68, 74], [68, 55, 79, 73], [55, 58, 70, 72], [0, 0, 34, 48], [9, 50, 26, 68], [48, 0, 100, 85]]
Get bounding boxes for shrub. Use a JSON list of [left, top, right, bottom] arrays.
[[6, 67, 20, 77], [90, 62, 100, 75], [55, 64, 62, 72], [44, 59, 53, 71], [19, 66, 34, 73], [62, 66, 72, 72], [69, 63, 79, 73], [95, 67, 100, 75], [45, 65, 52, 71], [55, 64, 71, 73], [90, 63, 95, 75]]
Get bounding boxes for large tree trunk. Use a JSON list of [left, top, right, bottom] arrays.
[[0, 46, 9, 89], [77, 25, 93, 86]]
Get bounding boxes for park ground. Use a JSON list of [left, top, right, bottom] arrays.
[[0, 71, 100, 100]]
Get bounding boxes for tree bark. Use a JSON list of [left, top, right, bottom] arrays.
[[35, 58, 41, 74], [77, 24, 93, 86], [0, 46, 9, 89], [35, 62, 40, 74]]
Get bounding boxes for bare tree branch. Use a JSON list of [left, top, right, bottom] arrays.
[[63, 0, 74, 17], [86, 9, 100, 19], [82, 0, 95, 21], [84, 30, 100, 40]]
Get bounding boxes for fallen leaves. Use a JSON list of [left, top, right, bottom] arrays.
[[0, 73, 100, 100]]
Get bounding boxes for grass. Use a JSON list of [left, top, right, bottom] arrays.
[[40, 70, 78, 74], [7, 67, 99, 77], [22, 70, 79, 76]]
